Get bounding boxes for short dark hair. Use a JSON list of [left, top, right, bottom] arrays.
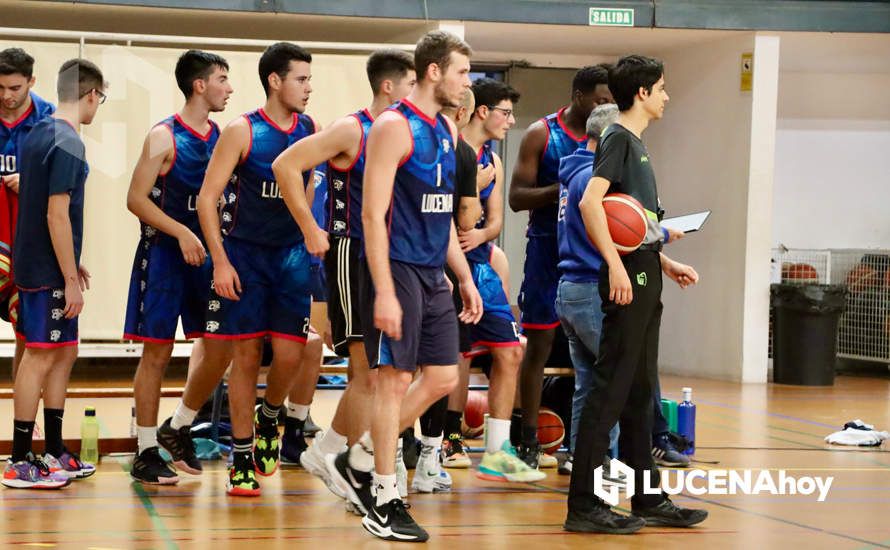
[[258, 42, 312, 97], [414, 30, 472, 83], [608, 55, 663, 111], [57, 58, 104, 103], [175, 49, 229, 99], [0, 48, 35, 78], [572, 64, 610, 95], [366, 49, 415, 94], [471, 78, 519, 118]]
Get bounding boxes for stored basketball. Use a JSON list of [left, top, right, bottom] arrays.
[[462, 390, 489, 439], [602, 193, 647, 254], [537, 408, 565, 455]]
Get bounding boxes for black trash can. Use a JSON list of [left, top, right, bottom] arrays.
[[771, 283, 846, 385]]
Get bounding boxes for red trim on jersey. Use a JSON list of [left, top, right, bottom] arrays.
[[539, 117, 551, 161], [157, 121, 177, 177], [521, 321, 561, 330], [123, 333, 175, 344], [362, 108, 375, 122], [268, 331, 308, 343], [259, 108, 297, 134], [25, 340, 78, 349], [1, 102, 34, 128], [203, 330, 268, 341], [556, 107, 585, 143], [401, 99, 437, 127], [174, 113, 214, 141]]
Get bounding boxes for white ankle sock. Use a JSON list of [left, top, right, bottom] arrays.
[[347, 432, 375, 472], [170, 402, 198, 430], [285, 400, 310, 421], [373, 472, 400, 505], [318, 428, 347, 456], [486, 417, 511, 454], [137, 426, 158, 455], [420, 434, 443, 449]]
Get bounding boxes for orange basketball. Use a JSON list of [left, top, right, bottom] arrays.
[[602, 193, 647, 255], [462, 390, 489, 439], [783, 263, 819, 282], [537, 408, 565, 455]]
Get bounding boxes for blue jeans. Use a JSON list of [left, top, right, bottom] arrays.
[[555, 279, 619, 455]]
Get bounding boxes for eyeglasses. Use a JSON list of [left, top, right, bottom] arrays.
[[487, 106, 514, 118], [80, 88, 107, 104]]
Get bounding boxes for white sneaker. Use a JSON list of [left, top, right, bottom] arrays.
[[538, 452, 558, 469], [411, 443, 451, 493], [396, 444, 408, 498], [300, 442, 345, 499]]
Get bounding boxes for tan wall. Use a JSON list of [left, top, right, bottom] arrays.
[[1, 39, 369, 340]]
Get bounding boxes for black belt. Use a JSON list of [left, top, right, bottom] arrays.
[[638, 242, 663, 252]]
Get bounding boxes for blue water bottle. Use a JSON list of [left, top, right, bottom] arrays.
[[677, 387, 696, 455]]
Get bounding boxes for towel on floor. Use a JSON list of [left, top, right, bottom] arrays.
[[825, 427, 888, 446]]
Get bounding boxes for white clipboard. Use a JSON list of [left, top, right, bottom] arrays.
[[660, 211, 711, 233]]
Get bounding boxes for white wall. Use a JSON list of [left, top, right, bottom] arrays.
[[646, 32, 759, 381], [773, 72, 890, 249]]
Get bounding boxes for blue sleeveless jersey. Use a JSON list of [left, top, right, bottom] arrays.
[[326, 108, 372, 240], [0, 92, 55, 178], [387, 100, 455, 268], [146, 114, 220, 244], [528, 107, 586, 238], [465, 142, 495, 265], [222, 108, 316, 247]]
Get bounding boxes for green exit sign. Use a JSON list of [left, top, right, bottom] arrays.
[[589, 7, 635, 27]]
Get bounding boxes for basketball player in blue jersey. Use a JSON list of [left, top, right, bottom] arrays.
[[196, 42, 317, 497], [451, 77, 547, 483], [325, 30, 481, 542], [124, 50, 232, 485], [509, 64, 613, 469], [0, 48, 55, 380], [272, 50, 416, 497]]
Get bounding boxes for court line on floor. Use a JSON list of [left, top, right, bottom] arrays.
[[681, 493, 890, 548], [114, 457, 177, 550], [696, 398, 838, 430]]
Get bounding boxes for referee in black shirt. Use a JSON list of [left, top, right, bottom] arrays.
[[564, 55, 708, 534]]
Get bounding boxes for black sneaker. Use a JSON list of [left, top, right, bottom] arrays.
[[602, 457, 627, 485], [401, 428, 420, 469], [632, 498, 708, 527], [516, 442, 541, 469], [131, 447, 179, 485], [281, 427, 308, 466], [652, 434, 691, 467], [303, 413, 322, 437], [564, 504, 646, 534], [157, 418, 202, 475], [558, 453, 573, 475], [327, 450, 374, 516], [362, 498, 429, 542]]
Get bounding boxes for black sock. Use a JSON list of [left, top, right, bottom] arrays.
[[521, 424, 538, 447], [12, 420, 35, 462], [284, 416, 305, 437], [43, 408, 65, 457], [510, 409, 522, 447], [420, 396, 447, 438], [232, 436, 253, 467], [258, 399, 280, 427], [445, 410, 462, 439]]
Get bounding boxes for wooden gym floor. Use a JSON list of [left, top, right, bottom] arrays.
[[1, 373, 889, 549]]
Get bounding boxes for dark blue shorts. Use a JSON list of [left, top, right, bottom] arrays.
[[16, 287, 78, 348], [204, 238, 311, 342], [518, 235, 560, 330], [464, 261, 520, 357], [363, 261, 458, 372], [124, 237, 212, 342]]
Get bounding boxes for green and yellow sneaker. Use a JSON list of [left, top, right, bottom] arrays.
[[476, 441, 547, 483], [227, 459, 260, 496], [253, 406, 281, 477]]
